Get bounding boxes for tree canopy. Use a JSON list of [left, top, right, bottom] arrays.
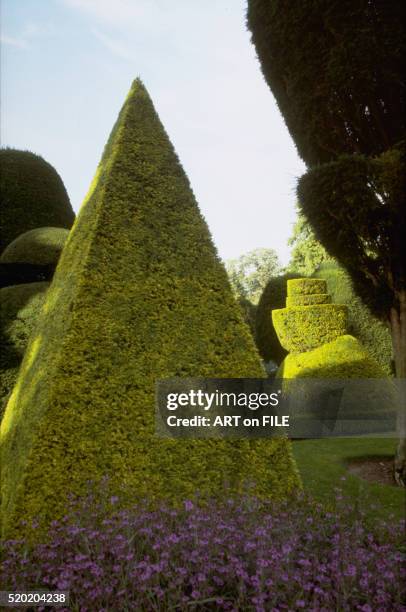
[[287, 209, 331, 276], [247, 0, 405, 166], [225, 248, 281, 304]]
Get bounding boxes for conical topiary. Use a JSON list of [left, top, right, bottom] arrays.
[[1, 80, 300, 538]]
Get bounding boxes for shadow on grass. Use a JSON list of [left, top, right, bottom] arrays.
[[291, 437, 404, 522]]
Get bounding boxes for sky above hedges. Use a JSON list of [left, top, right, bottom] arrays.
[[0, 0, 305, 264]]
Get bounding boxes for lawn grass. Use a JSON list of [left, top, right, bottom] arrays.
[[291, 437, 405, 521]]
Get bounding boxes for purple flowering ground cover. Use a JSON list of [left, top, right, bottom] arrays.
[[2, 489, 405, 612]]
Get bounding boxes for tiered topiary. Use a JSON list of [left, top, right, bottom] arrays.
[[0, 149, 75, 254], [273, 278, 385, 378], [0, 283, 49, 419], [1, 79, 300, 540], [313, 262, 393, 375], [255, 273, 298, 364]]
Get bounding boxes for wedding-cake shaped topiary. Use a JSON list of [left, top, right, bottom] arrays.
[[273, 278, 386, 378]]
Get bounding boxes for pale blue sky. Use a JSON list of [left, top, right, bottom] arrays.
[[1, 0, 305, 264]]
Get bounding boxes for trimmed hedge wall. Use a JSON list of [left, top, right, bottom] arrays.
[[1, 227, 69, 266], [314, 262, 393, 375], [1, 80, 300, 539], [278, 335, 386, 379], [0, 282, 48, 419], [255, 273, 298, 364], [0, 149, 74, 254]]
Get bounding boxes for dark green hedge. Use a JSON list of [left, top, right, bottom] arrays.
[[314, 262, 393, 375], [255, 273, 298, 364], [0, 282, 48, 420], [238, 296, 257, 338], [1, 79, 300, 539], [0, 149, 75, 254], [1, 227, 69, 266]]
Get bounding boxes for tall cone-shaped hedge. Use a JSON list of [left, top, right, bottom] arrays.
[[1, 80, 299, 538]]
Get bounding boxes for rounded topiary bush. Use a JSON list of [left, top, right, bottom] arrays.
[[0, 149, 75, 254], [255, 273, 298, 364], [0, 282, 48, 419], [1, 227, 70, 266], [313, 262, 393, 375], [278, 335, 386, 379]]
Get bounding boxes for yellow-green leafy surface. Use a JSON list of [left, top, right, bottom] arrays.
[[273, 304, 347, 353], [1, 227, 69, 266], [1, 80, 299, 539], [0, 282, 49, 419], [286, 293, 331, 307], [277, 335, 387, 378], [287, 278, 327, 296]]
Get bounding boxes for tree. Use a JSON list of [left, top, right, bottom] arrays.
[[1, 80, 299, 539], [287, 209, 331, 276], [247, 0, 406, 484], [225, 248, 281, 304]]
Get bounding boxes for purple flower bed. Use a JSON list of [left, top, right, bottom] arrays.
[[2, 491, 405, 612]]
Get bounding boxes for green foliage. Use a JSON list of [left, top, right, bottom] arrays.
[[273, 277, 387, 379], [287, 209, 331, 276], [225, 248, 281, 304], [248, 0, 404, 388], [1, 227, 69, 266], [298, 148, 405, 321], [286, 294, 331, 307], [273, 304, 347, 354], [1, 80, 300, 539], [287, 278, 327, 297], [0, 149, 75, 254], [238, 296, 257, 338], [314, 262, 393, 375], [278, 335, 386, 379], [247, 1, 405, 165], [273, 278, 346, 353], [0, 283, 48, 419], [255, 273, 298, 364]]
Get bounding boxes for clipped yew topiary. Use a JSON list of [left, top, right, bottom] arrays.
[[1, 227, 70, 266], [273, 304, 347, 353], [0, 282, 49, 419], [274, 278, 386, 379], [279, 335, 386, 379], [0, 149, 75, 254], [314, 262, 393, 375], [255, 273, 298, 364], [286, 293, 331, 307], [1, 80, 300, 539]]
